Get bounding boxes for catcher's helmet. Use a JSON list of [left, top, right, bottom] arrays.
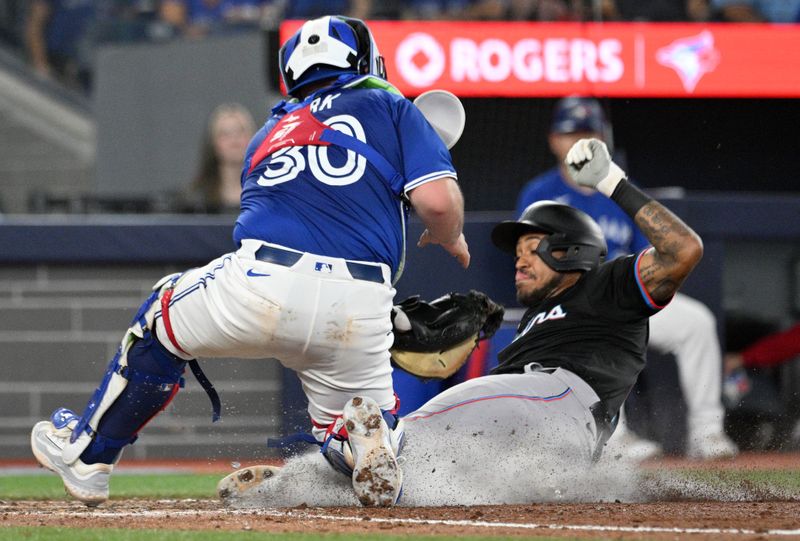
[[491, 201, 607, 272], [279, 15, 386, 97]]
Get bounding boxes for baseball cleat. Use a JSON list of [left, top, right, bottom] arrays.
[[216, 465, 281, 503], [687, 431, 738, 460], [343, 396, 403, 507], [31, 412, 111, 507]]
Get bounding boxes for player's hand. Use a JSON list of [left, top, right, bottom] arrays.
[[565, 138, 626, 197], [418, 230, 470, 268], [723, 352, 744, 375]]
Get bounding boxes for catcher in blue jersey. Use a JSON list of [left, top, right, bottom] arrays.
[[30, 15, 469, 508]]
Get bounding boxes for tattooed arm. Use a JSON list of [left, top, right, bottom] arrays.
[[634, 202, 703, 305], [564, 138, 703, 305]]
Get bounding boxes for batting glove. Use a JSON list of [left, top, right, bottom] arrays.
[[565, 138, 626, 197]]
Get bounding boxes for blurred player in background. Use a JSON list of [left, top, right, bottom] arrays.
[[516, 96, 737, 460], [30, 14, 468, 508]]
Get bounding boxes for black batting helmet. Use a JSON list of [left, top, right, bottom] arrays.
[[491, 201, 607, 272]]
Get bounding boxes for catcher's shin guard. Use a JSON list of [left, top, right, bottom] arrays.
[[62, 274, 189, 466], [78, 331, 187, 464]]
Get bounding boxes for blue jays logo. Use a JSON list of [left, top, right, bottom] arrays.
[[315, 262, 333, 273], [52, 407, 77, 429], [656, 31, 720, 93]]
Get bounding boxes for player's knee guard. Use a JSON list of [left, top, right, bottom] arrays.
[[61, 274, 188, 466]]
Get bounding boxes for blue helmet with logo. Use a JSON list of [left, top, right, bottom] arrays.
[[278, 15, 387, 97]]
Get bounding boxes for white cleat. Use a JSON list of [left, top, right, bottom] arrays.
[[343, 396, 403, 507], [604, 428, 664, 462], [217, 465, 281, 504], [31, 420, 111, 506], [687, 431, 739, 460]]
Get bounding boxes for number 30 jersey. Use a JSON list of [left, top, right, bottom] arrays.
[[233, 75, 457, 277]]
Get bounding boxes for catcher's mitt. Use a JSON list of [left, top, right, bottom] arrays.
[[390, 290, 504, 379]]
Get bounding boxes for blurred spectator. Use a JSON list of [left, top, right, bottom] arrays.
[[727, 322, 800, 370], [90, 1, 168, 45], [711, 0, 800, 22], [407, 0, 580, 21], [458, 0, 581, 21], [723, 321, 800, 404], [401, 0, 452, 19], [159, 0, 269, 38], [723, 314, 800, 450], [24, 0, 95, 92], [604, 0, 711, 21], [260, 0, 375, 22], [0, 0, 26, 48], [515, 97, 738, 460], [181, 102, 256, 213]]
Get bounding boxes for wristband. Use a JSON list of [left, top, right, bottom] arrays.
[[610, 179, 653, 217], [595, 169, 623, 197]]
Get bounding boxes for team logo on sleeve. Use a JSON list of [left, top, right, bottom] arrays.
[[269, 113, 303, 143]]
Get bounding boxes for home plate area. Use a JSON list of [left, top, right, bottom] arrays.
[[3, 499, 800, 539]]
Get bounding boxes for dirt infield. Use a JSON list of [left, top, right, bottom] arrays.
[[3, 453, 800, 539], [3, 499, 800, 539]]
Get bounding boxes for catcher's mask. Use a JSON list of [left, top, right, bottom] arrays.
[[491, 201, 607, 272], [279, 15, 386, 97]]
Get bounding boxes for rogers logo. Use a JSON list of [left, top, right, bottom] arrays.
[[451, 37, 623, 83], [396, 33, 446, 88], [395, 33, 624, 87]]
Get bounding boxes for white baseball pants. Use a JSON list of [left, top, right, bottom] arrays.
[[648, 292, 725, 440], [152, 239, 397, 435]]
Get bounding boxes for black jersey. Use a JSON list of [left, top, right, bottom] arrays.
[[492, 253, 662, 417]]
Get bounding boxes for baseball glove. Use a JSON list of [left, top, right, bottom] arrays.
[[390, 290, 505, 379]]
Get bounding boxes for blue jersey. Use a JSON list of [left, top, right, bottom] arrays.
[[233, 75, 456, 276], [516, 168, 649, 260], [43, 0, 94, 56]]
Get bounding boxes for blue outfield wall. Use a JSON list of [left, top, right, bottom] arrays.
[[3, 194, 797, 313], [1, 194, 799, 334]]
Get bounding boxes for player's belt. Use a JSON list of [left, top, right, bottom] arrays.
[[254, 245, 384, 284]]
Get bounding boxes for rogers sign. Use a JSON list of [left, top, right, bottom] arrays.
[[279, 21, 800, 98], [396, 33, 624, 87]]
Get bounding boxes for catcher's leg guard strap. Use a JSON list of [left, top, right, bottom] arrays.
[[160, 280, 221, 422], [319, 418, 353, 477], [79, 331, 187, 465]]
